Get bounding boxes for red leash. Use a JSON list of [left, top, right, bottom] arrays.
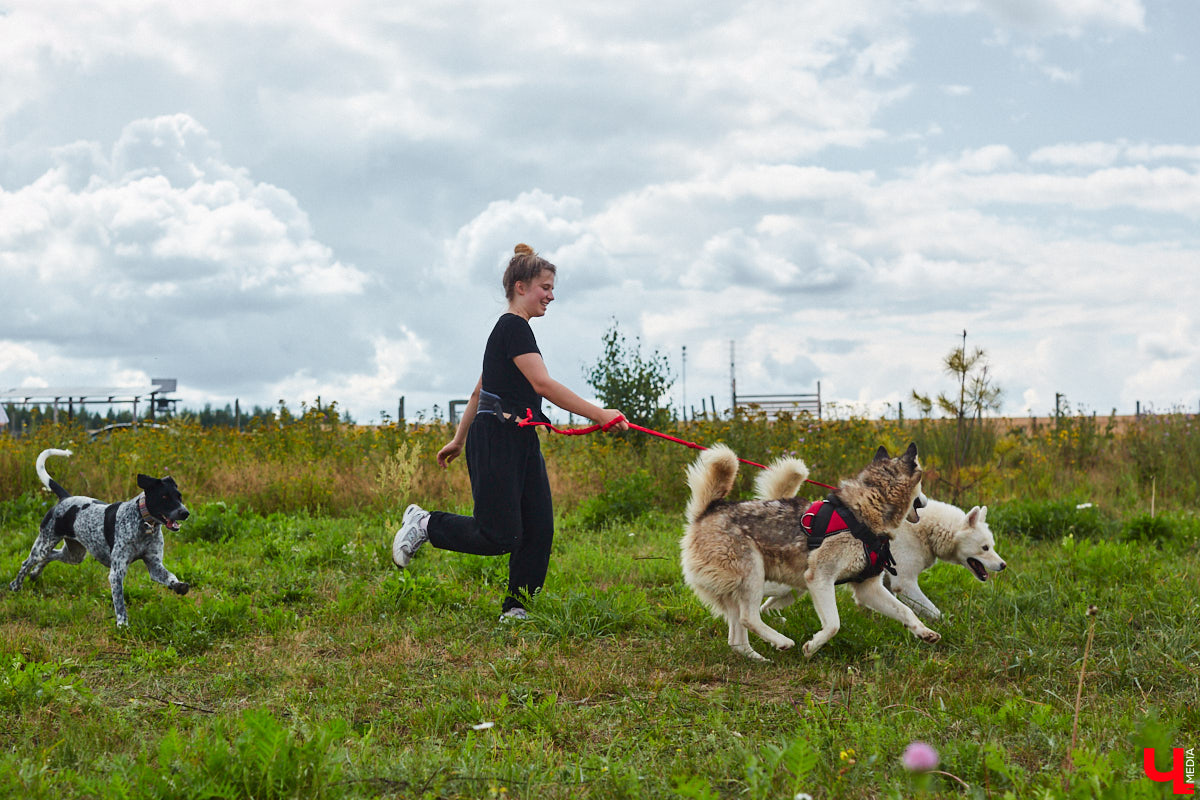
[[516, 410, 839, 492]]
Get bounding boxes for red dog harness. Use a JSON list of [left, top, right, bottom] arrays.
[[801, 494, 897, 585]]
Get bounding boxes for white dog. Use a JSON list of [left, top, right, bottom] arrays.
[[754, 459, 1006, 620]]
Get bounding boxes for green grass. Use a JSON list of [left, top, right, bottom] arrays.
[[2, 491, 1197, 798]]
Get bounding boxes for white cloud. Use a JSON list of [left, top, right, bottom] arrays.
[[0, 341, 40, 374], [3, 117, 370, 316], [854, 38, 913, 78], [266, 330, 433, 421], [2, 0, 1197, 423], [441, 191, 591, 286], [1030, 142, 1123, 167], [0, 113, 393, 406], [1123, 143, 1200, 163], [918, 0, 1146, 35]]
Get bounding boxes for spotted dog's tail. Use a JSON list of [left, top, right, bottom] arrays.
[[36, 449, 73, 500]]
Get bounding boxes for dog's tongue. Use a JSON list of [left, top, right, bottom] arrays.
[[165, 520, 181, 531]]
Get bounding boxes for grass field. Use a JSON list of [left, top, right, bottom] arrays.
[[1, 415, 1197, 798]]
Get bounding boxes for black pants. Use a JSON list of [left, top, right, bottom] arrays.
[[426, 414, 553, 609]]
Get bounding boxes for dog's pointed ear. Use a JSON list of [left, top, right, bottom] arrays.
[[136, 474, 157, 490], [874, 445, 890, 462], [966, 506, 981, 526], [901, 442, 919, 466], [978, 505, 987, 523]]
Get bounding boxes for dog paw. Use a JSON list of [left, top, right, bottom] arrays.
[[172, 582, 190, 595], [774, 636, 796, 651], [802, 640, 823, 658], [916, 628, 941, 644], [733, 645, 768, 662]]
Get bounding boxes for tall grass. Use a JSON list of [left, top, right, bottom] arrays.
[[3, 407, 1195, 517]]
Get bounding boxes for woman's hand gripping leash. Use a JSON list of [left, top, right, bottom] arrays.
[[437, 408, 628, 469], [516, 409, 629, 436]]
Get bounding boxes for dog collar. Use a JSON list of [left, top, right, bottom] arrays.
[[137, 495, 163, 530], [800, 494, 897, 584]]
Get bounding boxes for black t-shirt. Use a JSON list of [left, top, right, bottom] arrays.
[[482, 313, 548, 423]]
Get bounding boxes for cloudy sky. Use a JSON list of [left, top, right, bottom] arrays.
[[2, 0, 1197, 424]]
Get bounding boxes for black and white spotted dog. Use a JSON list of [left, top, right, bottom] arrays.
[[9, 448, 191, 626]]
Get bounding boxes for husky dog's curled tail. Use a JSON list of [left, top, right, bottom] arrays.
[[36, 449, 73, 501], [685, 445, 739, 524], [681, 445, 742, 627], [754, 456, 810, 500]]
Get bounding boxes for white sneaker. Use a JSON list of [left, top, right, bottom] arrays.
[[391, 504, 430, 568], [499, 607, 528, 621]]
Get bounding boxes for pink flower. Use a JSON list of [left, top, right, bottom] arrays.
[[902, 742, 939, 772]]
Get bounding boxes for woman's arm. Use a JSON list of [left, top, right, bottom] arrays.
[[437, 377, 482, 468], [513, 353, 629, 430]]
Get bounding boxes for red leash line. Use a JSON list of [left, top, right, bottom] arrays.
[[516, 410, 839, 491]]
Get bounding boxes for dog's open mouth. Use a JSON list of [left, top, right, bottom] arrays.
[[164, 520, 182, 532], [967, 557, 989, 581]]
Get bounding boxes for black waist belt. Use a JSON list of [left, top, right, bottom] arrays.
[[477, 390, 519, 422], [477, 389, 504, 415]]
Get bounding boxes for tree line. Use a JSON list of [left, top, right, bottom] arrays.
[[1, 401, 310, 433]]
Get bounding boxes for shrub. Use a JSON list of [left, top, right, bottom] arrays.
[[1120, 513, 1177, 544], [180, 502, 259, 543], [0, 492, 52, 532], [987, 499, 1117, 540], [585, 319, 674, 430], [0, 654, 92, 711], [570, 468, 656, 529]]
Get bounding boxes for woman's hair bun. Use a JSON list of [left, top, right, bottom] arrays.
[[502, 243, 555, 299]]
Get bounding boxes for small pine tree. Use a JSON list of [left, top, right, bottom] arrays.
[[911, 331, 1003, 502]]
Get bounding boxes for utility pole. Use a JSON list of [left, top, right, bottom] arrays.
[[682, 345, 687, 423], [730, 340, 737, 417]]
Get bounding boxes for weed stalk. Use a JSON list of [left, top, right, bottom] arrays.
[[1067, 604, 1099, 778]]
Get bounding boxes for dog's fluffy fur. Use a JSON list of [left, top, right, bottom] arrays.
[[680, 443, 939, 660], [758, 486, 1007, 620], [9, 449, 190, 626]]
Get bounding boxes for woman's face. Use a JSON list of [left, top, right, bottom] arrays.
[[514, 269, 555, 318]]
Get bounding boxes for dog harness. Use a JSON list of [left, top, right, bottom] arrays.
[[801, 494, 897, 585]]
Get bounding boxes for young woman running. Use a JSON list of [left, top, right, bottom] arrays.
[[391, 244, 628, 619]]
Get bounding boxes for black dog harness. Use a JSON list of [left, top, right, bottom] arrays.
[[801, 494, 897, 585]]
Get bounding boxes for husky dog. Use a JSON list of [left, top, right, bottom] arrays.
[[680, 443, 939, 660], [759, 487, 1007, 620]]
